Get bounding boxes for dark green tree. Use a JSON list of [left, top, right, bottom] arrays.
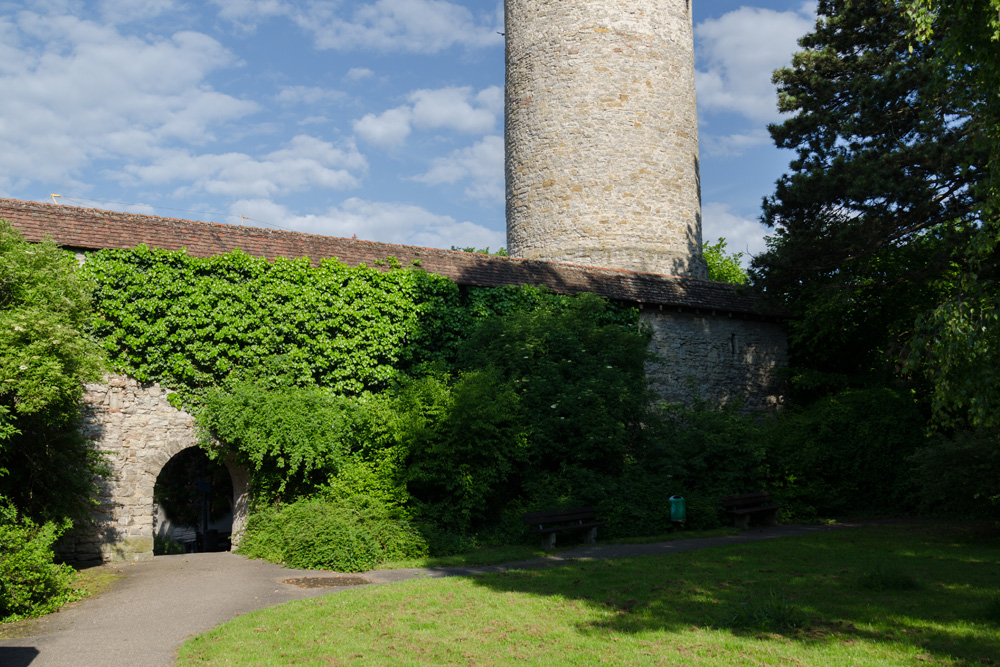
[[902, 0, 1000, 428], [751, 0, 989, 388]]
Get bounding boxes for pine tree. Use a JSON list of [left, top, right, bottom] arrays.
[[751, 0, 989, 385]]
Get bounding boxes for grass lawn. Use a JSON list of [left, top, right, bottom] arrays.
[[177, 524, 1000, 666]]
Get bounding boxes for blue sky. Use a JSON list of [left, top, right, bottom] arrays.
[[0, 0, 817, 265]]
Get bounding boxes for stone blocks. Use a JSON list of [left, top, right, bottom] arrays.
[[505, 0, 708, 278]]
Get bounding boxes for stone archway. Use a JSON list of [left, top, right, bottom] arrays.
[[58, 375, 250, 563]]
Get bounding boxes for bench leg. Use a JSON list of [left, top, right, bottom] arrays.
[[541, 532, 557, 550], [584, 527, 598, 544], [764, 509, 779, 526], [734, 515, 750, 530]]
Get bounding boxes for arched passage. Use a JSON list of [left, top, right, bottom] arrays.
[[61, 375, 250, 563], [152, 446, 239, 553]]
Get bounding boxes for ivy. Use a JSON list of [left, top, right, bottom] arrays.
[[80, 246, 638, 401]]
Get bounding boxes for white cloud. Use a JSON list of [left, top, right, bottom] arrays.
[[275, 85, 348, 106], [345, 67, 374, 81], [700, 129, 772, 158], [228, 197, 505, 250], [210, 0, 289, 33], [695, 6, 815, 123], [409, 86, 499, 134], [100, 0, 177, 23], [353, 85, 501, 147], [353, 107, 413, 148], [210, 0, 503, 53], [117, 136, 367, 197], [0, 13, 257, 186], [702, 202, 769, 265], [296, 0, 504, 54], [414, 135, 503, 203]]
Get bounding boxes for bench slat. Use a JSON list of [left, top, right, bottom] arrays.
[[523, 507, 598, 524], [528, 521, 606, 533]]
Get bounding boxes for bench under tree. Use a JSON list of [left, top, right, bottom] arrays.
[[721, 492, 785, 529], [523, 507, 607, 549]]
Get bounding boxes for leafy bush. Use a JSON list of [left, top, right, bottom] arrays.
[[656, 402, 768, 529], [199, 381, 363, 504], [400, 294, 654, 534], [0, 509, 85, 622], [909, 427, 1000, 517], [81, 246, 636, 401], [237, 495, 428, 572], [761, 387, 924, 519]]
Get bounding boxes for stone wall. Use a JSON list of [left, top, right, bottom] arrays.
[[643, 309, 787, 410], [58, 375, 249, 564], [505, 0, 707, 279]]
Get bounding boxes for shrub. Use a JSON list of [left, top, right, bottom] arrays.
[[762, 387, 924, 518], [198, 381, 362, 504], [236, 495, 428, 572], [657, 402, 767, 529], [909, 427, 1000, 517], [0, 509, 85, 622]]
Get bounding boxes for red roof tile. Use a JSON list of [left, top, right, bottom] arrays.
[[0, 197, 779, 317]]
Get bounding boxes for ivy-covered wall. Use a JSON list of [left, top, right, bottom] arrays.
[[80, 246, 639, 398]]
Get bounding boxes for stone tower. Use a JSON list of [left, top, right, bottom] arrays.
[[505, 0, 707, 279]]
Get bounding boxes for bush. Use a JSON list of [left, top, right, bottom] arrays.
[[762, 387, 924, 519], [236, 495, 428, 572], [0, 509, 85, 622], [657, 402, 768, 529], [909, 428, 1000, 517]]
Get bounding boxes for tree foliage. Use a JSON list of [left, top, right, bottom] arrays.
[[703, 238, 748, 285], [0, 220, 105, 522], [751, 0, 989, 391], [901, 0, 1000, 427]]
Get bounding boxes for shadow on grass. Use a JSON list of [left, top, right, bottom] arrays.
[[466, 524, 1000, 664]]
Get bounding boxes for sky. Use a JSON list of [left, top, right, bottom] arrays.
[[0, 0, 818, 266]]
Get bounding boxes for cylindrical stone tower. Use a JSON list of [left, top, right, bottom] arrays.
[[505, 0, 707, 279]]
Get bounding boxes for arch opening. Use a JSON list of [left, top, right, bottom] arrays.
[[152, 447, 234, 554]]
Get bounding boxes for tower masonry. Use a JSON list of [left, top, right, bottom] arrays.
[[505, 0, 708, 278]]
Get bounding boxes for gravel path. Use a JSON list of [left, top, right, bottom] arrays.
[[0, 524, 835, 666]]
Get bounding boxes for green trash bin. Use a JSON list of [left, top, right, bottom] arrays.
[[669, 495, 686, 523]]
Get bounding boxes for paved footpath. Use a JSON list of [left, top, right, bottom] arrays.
[[0, 524, 835, 667]]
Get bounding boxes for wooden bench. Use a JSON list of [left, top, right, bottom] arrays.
[[523, 507, 607, 549], [721, 492, 785, 530]]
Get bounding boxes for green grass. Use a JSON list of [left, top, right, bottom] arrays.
[[177, 523, 1000, 666], [377, 528, 739, 569]]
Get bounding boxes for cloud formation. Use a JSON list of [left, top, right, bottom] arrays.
[[0, 11, 256, 189], [695, 5, 815, 123], [414, 135, 503, 203], [702, 202, 770, 265], [228, 197, 505, 250], [353, 86, 502, 148], [117, 136, 367, 197], [211, 0, 503, 53]]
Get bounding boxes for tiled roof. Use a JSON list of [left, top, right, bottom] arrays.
[[0, 197, 779, 317]]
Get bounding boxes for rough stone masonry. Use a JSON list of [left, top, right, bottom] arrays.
[[59, 376, 250, 563], [505, 0, 707, 279]]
